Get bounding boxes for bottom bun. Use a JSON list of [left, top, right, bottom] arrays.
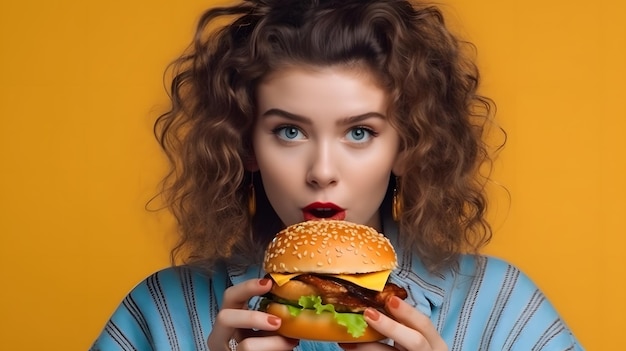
[[265, 302, 385, 343]]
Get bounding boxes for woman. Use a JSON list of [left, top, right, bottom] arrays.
[[91, 0, 583, 350]]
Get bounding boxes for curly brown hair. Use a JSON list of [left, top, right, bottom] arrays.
[[154, 0, 499, 273]]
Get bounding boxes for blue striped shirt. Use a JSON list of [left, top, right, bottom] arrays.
[[91, 219, 583, 350]]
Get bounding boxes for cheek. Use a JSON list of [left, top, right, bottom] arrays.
[[255, 137, 282, 164], [255, 148, 296, 190], [357, 170, 392, 194], [350, 147, 398, 190], [254, 136, 307, 176]]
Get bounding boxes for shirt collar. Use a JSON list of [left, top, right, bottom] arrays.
[[382, 213, 448, 317]]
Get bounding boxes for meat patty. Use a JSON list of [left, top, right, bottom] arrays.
[[293, 274, 408, 313]]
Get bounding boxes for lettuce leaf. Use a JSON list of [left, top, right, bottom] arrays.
[[287, 295, 368, 338]]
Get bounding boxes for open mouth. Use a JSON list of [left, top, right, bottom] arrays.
[[309, 208, 339, 218], [303, 203, 346, 221]]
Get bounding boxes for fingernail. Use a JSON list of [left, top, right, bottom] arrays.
[[364, 308, 380, 321], [268, 315, 281, 326], [259, 278, 271, 286], [388, 296, 401, 309], [340, 343, 357, 349]]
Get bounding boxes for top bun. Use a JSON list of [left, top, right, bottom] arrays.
[[263, 220, 397, 274]]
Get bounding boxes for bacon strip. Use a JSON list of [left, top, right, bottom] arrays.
[[294, 274, 407, 313]]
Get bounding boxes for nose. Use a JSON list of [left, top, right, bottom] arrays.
[[306, 142, 338, 188]]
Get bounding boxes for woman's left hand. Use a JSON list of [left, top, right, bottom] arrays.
[[339, 296, 448, 351]]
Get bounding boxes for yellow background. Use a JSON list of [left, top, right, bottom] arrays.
[[0, 0, 623, 349]]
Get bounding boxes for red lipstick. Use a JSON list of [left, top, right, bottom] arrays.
[[302, 202, 346, 221]]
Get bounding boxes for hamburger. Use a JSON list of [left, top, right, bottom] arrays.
[[261, 220, 408, 342]]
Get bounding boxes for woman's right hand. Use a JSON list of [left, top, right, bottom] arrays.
[[207, 278, 300, 351]]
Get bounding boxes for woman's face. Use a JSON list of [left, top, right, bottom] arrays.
[[252, 66, 402, 231]]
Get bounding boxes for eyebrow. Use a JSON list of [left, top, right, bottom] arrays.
[[260, 108, 386, 125]]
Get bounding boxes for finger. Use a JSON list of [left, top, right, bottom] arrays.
[[237, 335, 299, 351], [211, 278, 273, 340], [364, 308, 432, 350], [222, 277, 273, 309], [385, 296, 447, 350], [338, 342, 394, 351], [208, 309, 282, 350], [208, 278, 276, 350], [217, 308, 282, 331]]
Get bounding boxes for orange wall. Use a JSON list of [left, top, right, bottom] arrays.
[[0, 0, 623, 349]]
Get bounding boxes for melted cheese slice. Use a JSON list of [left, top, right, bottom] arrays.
[[269, 269, 392, 292], [270, 272, 303, 286]]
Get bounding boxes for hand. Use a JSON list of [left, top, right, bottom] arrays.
[[339, 296, 448, 351], [207, 278, 299, 351]]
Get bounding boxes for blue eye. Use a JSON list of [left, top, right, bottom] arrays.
[[273, 126, 304, 141], [346, 127, 375, 143]]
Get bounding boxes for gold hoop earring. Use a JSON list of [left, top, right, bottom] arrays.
[[392, 178, 402, 222], [248, 177, 256, 217]]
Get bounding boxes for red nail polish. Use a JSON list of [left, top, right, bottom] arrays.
[[364, 308, 380, 321], [340, 343, 357, 349], [259, 278, 271, 286], [388, 296, 401, 309], [268, 315, 281, 326]]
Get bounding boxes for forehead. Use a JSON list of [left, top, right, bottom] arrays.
[[256, 65, 390, 116]]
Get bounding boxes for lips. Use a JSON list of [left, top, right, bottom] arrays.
[[302, 202, 346, 221]]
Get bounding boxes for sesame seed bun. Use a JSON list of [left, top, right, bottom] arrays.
[[263, 220, 397, 274]]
